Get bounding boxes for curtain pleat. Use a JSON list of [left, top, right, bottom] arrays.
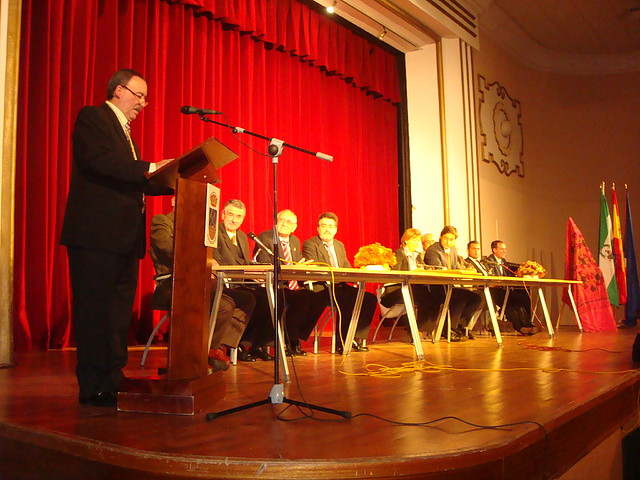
[[14, 0, 400, 350], [172, 0, 400, 102]]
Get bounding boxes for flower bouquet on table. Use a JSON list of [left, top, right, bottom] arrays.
[[516, 260, 546, 279], [353, 243, 397, 270]]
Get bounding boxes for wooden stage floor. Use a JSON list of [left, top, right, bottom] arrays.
[[1, 327, 639, 480]]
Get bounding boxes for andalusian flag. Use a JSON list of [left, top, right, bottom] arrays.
[[624, 187, 640, 326], [611, 184, 627, 304], [599, 184, 619, 306], [564, 217, 616, 332]]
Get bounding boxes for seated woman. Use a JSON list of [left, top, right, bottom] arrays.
[[381, 228, 440, 335]]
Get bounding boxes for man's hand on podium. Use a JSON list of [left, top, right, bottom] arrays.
[[155, 158, 173, 170]]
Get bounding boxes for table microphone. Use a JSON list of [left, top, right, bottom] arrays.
[[481, 257, 500, 266], [248, 232, 274, 257], [180, 105, 222, 115]]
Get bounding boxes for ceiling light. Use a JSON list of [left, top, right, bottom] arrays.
[[378, 27, 387, 40], [326, 1, 336, 14]]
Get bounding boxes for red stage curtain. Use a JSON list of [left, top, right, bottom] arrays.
[[14, 0, 400, 351]]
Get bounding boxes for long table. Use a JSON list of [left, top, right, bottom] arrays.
[[211, 265, 582, 379]]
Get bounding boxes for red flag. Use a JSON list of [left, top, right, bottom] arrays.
[[611, 185, 627, 304], [563, 217, 616, 332]]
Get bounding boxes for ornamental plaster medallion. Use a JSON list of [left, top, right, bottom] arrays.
[[477, 75, 524, 177]]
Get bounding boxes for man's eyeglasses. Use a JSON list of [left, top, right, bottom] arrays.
[[121, 84, 148, 104], [279, 219, 297, 226]]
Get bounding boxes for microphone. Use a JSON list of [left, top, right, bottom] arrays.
[[481, 257, 500, 267], [423, 264, 446, 270], [180, 105, 222, 116], [248, 232, 274, 257], [316, 152, 333, 162]]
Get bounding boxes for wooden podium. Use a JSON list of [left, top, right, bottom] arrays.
[[118, 137, 238, 415]]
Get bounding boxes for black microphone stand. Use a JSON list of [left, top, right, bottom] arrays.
[[198, 114, 351, 421]]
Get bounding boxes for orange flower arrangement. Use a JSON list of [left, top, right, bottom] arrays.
[[516, 260, 546, 278], [353, 243, 397, 269]]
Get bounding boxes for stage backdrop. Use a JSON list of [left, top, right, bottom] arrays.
[[14, 0, 401, 350]]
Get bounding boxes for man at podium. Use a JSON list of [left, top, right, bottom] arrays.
[[60, 69, 172, 407]]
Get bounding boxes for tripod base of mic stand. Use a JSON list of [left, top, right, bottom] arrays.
[[205, 384, 352, 421]]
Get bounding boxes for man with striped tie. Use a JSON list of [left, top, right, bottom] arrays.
[[254, 209, 326, 356], [61, 69, 172, 407], [302, 212, 376, 353]]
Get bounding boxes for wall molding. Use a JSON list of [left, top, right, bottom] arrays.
[[477, 74, 524, 178]]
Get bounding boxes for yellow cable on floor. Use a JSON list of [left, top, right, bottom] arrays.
[[339, 360, 640, 379]]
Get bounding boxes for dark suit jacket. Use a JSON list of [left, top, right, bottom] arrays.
[[61, 103, 168, 257], [302, 235, 351, 268], [391, 247, 424, 271], [381, 247, 425, 300], [424, 242, 462, 269], [487, 254, 515, 277], [255, 231, 303, 264], [301, 236, 351, 292], [149, 212, 174, 310], [213, 223, 252, 265], [465, 256, 488, 275]]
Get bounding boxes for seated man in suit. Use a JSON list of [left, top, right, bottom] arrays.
[[465, 240, 489, 275], [149, 198, 255, 371], [382, 228, 440, 333], [421, 233, 435, 252], [424, 226, 482, 341], [462, 240, 493, 333], [487, 240, 536, 335], [213, 199, 274, 361], [302, 212, 376, 353], [254, 209, 327, 356]]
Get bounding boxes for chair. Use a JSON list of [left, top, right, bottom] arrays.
[[224, 279, 289, 368], [312, 282, 337, 354], [313, 306, 336, 354], [142, 272, 223, 367], [372, 286, 407, 343], [141, 273, 172, 366]]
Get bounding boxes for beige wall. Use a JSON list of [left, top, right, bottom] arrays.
[[474, 33, 640, 323]]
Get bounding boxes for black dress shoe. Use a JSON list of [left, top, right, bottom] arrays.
[[352, 340, 369, 352], [516, 326, 536, 336], [237, 348, 257, 362], [442, 330, 462, 342], [293, 345, 308, 356], [80, 392, 117, 408], [458, 326, 475, 340], [336, 341, 368, 353], [250, 346, 274, 361], [208, 357, 230, 371]]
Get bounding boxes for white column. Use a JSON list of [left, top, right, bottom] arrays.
[[406, 45, 444, 237], [405, 38, 480, 248], [0, 0, 21, 366]]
